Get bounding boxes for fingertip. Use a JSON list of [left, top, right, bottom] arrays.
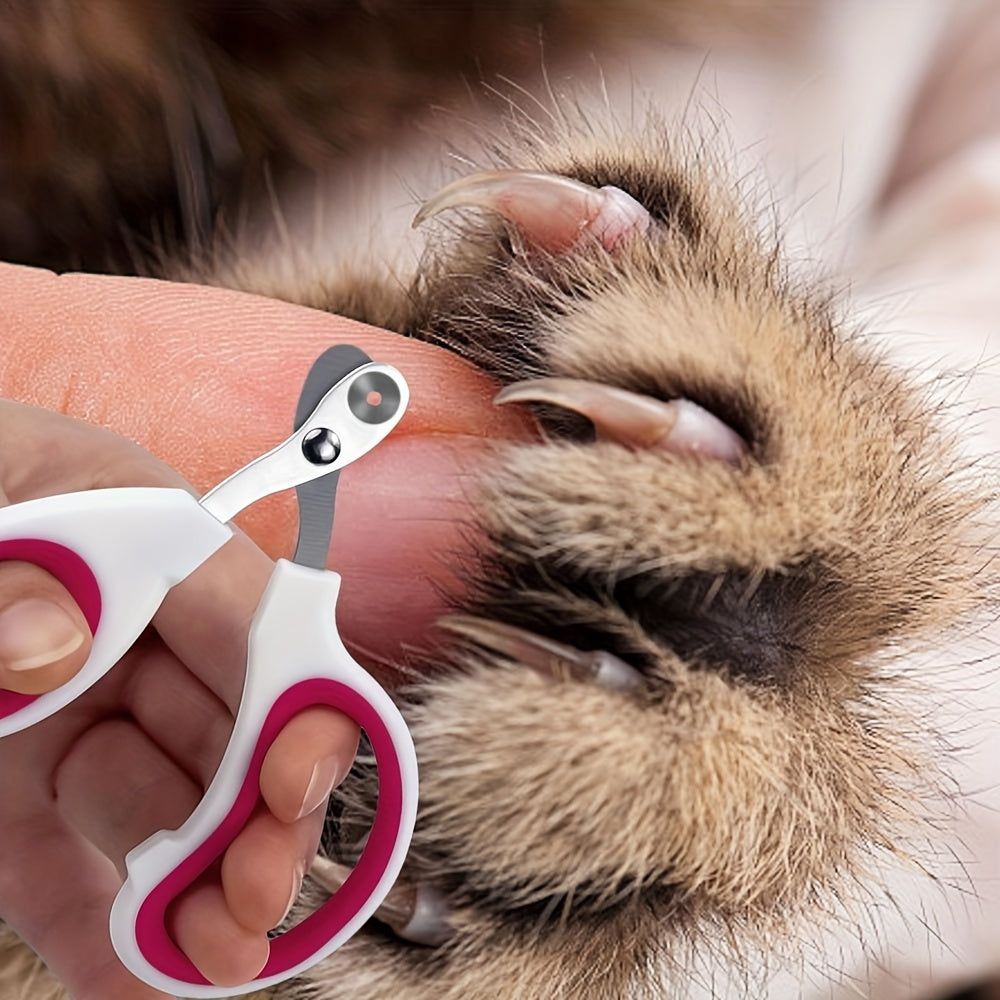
[[169, 879, 269, 988], [260, 706, 359, 824], [0, 563, 92, 695]]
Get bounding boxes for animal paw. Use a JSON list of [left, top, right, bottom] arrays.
[[291, 125, 989, 1000]]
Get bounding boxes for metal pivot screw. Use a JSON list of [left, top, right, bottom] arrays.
[[302, 427, 341, 465]]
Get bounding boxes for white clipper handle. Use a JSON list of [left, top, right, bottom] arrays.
[[0, 488, 232, 736], [111, 559, 419, 997]]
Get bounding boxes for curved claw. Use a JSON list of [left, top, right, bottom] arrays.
[[414, 169, 650, 252], [440, 614, 644, 692], [309, 856, 453, 947], [495, 377, 748, 464]]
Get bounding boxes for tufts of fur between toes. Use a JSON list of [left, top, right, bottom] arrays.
[[284, 115, 995, 999]]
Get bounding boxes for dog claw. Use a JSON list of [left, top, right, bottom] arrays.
[[413, 169, 650, 252], [495, 377, 747, 463], [440, 614, 644, 692], [310, 856, 454, 947]]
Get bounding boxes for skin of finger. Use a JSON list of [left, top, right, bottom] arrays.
[[0, 697, 157, 1000], [0, 263, 518, 511], [53, 717, 204, 871], [0, 264, 532, 675], [0, 559, 93, 694], [260, 705, 359, 823], [121, 637, 239, 788], [168, 877, 270, 988], [220, 805, 326, 933], [0, 797, 173, 1000]]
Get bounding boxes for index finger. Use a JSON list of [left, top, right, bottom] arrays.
[[0, 263, 529, 697]]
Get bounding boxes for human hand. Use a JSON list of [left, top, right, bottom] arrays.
[[0, 265, 527, 999], [0, 398, 359, 996]]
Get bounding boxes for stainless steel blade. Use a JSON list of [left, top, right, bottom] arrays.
[[292, 345, 372, 569]]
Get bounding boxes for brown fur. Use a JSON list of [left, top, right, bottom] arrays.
[[0, 4, 995, 1000], [0, 0, 793, 272], [251, 113, 988, 999]]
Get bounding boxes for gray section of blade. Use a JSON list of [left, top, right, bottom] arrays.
[[292, 344, 373, 569]]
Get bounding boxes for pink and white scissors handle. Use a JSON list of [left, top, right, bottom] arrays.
[[0, 350, 418, 995], [112, 560, 418, 996]]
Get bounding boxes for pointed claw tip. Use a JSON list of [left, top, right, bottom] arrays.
[[492, 382, 535, 407], [493, 377, 599, 409], [412, 170, 514, 231], [396, 884, 455, 947], [491, 377, 678, 447], [411, 202, 433, 230], [438, 614, 526, 662]]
